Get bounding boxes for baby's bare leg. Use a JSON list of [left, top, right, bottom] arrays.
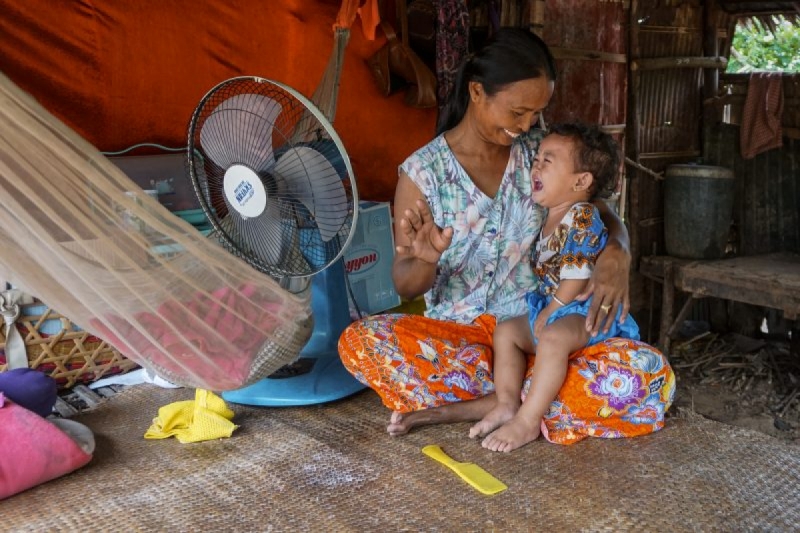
[[482, 314, 590, 452], [469, 316, 533, 439]]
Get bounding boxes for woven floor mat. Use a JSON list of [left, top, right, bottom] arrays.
[[5, 384, 799, 531]]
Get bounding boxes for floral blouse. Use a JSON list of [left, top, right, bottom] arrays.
[[400, 130, 546, 323]]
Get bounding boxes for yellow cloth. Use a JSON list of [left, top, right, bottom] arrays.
[[144, 389, 237, 443]]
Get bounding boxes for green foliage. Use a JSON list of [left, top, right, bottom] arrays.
[[727, 15, 800, 73]]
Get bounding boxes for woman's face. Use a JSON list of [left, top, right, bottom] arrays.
[[469, 77, 554, 146]]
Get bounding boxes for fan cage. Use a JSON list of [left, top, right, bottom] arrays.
[[186, 76, 358, 279]]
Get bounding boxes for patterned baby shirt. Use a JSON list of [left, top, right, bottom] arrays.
[[533, 202, 608, 297]]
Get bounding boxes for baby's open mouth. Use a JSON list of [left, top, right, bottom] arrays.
[[533, 177, 543, 191]]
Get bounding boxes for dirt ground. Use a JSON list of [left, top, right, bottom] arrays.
[[667, 331, 799, 444]]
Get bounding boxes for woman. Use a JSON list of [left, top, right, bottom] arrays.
[[339, 28, 674, 445]]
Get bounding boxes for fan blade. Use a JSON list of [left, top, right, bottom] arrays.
[[245, 198, 286, 266], [216, 201, 286, 267], [199, 93, 282, 173], [273, 146, 348, 242]]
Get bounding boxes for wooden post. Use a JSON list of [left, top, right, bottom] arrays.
[[627, 0, 643, 294], [667, 294, 702, 339], [704, 0, 721, 100], [528, 0, 545, 37], [659, 260, 675, 353]]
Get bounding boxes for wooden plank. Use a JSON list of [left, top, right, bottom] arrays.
[[71, 384, 102, 408], [600, 124, 626, 134], [625, 157, 664, 180], [550, 47, 627, 64], [632, 56, 728, 71], [638, 150, 702, 159], [53, 397, 79, 417], [638, 25, 702, 34], [678, 253, 800, 291], [637, 217, 664, 228], [678, 256, 800, 319], [785, 127, 800, 140], [640, 253, 800, 319]]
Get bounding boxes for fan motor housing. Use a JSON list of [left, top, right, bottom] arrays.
[[223, 164, 267, 219]]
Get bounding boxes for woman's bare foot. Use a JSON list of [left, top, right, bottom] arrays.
[[481, 415, 542, 452], [386, 395, 497, 436], [388, 410, 427, 436], [468, 402, 518, 439]]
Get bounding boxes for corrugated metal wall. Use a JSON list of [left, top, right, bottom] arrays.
[[626, 0, 706, 312], [705, 126, 800, 255], [707, 73, 800, 255], [635, 3, 704, 157], [542, 0, 627, 128]]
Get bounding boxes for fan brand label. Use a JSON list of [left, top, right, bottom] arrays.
[[234, 180, 254, 206], [345, 248, 378, 274], [224, 165, 267, 218]]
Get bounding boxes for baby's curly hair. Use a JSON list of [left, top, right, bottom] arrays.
[[547, 122, 620, 199]]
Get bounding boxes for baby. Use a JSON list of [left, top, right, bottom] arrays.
[[470, 123, 640, 452]]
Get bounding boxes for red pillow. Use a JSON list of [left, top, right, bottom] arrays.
[[0, 400, 93, 500]]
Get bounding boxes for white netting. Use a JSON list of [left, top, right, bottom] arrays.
[[0, 71, 313, 391]]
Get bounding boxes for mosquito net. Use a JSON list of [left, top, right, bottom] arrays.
[[0, 71, 314, 391]]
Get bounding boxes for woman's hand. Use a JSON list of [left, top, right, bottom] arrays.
[[395, 198, 453, 264], [391, 174, 450, 300], [533, 309, 551, 341], [576, 241, 631, 335]]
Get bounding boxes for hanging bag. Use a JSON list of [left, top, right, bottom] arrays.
[[366, 0, 437, 108]]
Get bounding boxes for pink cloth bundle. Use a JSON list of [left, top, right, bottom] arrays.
[[92, 283, 289, 391], [0, 401, 93, 500]]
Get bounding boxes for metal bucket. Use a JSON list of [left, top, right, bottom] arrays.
[[664, 164, 735, 259]]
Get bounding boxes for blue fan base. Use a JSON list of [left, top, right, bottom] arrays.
[[222, 259, 367, 407]]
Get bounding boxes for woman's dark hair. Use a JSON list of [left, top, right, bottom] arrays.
[[548, 122, 620, 199], [436, 28, 557, 136]]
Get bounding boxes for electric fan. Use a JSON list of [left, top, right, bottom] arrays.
[[186, 76, 366, 406]]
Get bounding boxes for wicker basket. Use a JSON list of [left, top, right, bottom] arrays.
[[0, 301, 138, 389]]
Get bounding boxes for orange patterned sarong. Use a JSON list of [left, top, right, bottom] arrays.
[[338, 313, 675, 445]]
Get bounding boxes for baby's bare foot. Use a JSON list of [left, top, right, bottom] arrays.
[[468, 402, 517, 439], [481, 416, 541, 452]]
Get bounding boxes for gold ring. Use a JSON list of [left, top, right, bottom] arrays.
[[600, 304, 612, 313]]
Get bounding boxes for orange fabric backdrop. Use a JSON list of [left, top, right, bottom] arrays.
[[0, 0, 435, 202]]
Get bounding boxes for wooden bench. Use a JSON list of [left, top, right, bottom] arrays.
[[639, 253, 800, 353]]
